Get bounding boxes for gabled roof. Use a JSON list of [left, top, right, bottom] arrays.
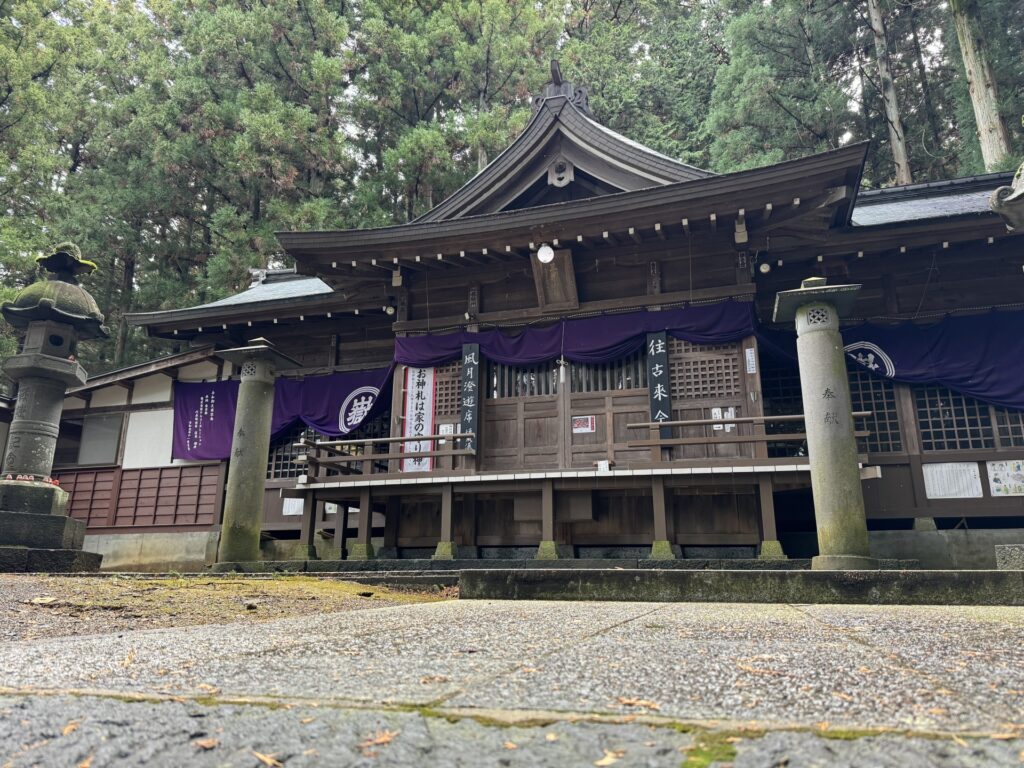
[[850, 171, 1016, 227], [67, 346, 218, 395], [415, 94, 713, 223]]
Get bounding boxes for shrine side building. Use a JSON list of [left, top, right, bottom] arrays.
[[20, 76, 1024, 570]]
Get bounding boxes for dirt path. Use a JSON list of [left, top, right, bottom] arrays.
[[0, 574, 450, 642]]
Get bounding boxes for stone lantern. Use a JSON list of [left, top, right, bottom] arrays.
[[0, 243, 107, 572]]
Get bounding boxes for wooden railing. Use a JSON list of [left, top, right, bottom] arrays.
[[626, 412, 872, 455], [295, 432, 476, 482]]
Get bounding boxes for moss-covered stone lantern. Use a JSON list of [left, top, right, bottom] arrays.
[[0, 243, 107, 572]]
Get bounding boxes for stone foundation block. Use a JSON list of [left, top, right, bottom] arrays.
[[0, 545, 101, 573], [758, 540, 788, 561], [535, 540, 560, 560], [812, 554, 879, 571], [347, 543, 375, 561], [648, 540, 678, 560], [0, 510, 84, 549], [0, 481, 69, 516], [432, 541, 456, 561], [995, 544, 1024, 571]]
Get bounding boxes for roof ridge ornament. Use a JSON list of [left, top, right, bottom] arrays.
[[990, 157, 1024, 231], [532, 59, 592, 117]]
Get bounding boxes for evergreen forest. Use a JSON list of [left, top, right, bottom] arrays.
[[2, 0, 1022, 372]]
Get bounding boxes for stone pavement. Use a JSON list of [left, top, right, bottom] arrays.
[[1, 600, 1023, 766]]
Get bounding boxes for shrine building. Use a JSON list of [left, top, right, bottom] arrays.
[[14, 70, 1024, 571]]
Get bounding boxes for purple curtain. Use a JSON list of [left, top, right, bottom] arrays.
[[394, 300, 756, 367], [757, 309, 1024, 411], [172, 365, 394, 461]]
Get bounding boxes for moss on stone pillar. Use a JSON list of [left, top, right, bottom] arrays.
[[348, 542, 374, 560], [535, 540, 559, 560], [649, 540, 677, 560], [758, 540, 788, 560], [432, 541, 456, 560]]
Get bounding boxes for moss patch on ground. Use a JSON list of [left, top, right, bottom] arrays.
[[0, 574, 450, 641]]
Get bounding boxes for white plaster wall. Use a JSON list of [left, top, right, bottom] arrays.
[[177, 361, 219, 381], [131, 374, 173, 404], [122, 409, 174, 468], [89, 386, 129, 408], [63, 396, 87, 411]]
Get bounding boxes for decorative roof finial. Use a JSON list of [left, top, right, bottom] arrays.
[[533, 58, 592, 117]]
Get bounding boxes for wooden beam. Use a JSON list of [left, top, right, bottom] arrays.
[[654, 222, 666, 241]]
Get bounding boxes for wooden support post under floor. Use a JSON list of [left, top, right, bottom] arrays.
[[298, 493, 320, 560], [432, 484, 456, 560], [650, 476, 677, 560], [349, 487, 374, 560], [536, 480, 559, 559], [757, 476, 787, 560]]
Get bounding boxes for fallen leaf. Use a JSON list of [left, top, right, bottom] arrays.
[[122, 649, 136, 668], [504, 741, 518, 750], [62, 721, 80, 736], [991, 733, 1017, 740], [193, 738, 219, 750], [358, 730, 399, 755], [197, 683, 219, 693], [420, 675, 450, 684], [952, 735, 968, 748], [77, 755, 94, 768], [616, 697, 660, 711], [833, 692, 854, 702], [27, 596, 58, 605], [817, 721, 830, 732], [928, 708, 948, 716], [594, 748, 625, 766], [303, 748, 318, 756], [300, 717, 316, 724], [251, 750, 283, 767], [545, 733, 559, 742], [726, 736, 744, 743]]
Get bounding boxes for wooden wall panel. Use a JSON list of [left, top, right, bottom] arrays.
[[57, 464, 224, 531]]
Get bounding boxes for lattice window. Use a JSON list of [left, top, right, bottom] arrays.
[[268, 425, 317, 479], [667, 338, 742, 401], [485, 360, 559, 399], [848, 368, 902, 453], [569, 348, 647, 393], [994, 407, 1024, 448], [760, 356, 902, 456], [806, 307, 830, 326], [434, 360, 463, 418], [266, 412, 391, 479], [915, 385, 995, 451]]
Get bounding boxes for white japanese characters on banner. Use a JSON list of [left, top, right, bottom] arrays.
[[402, 366, 436, 472]]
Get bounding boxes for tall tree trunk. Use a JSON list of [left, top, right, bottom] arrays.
[[113, 254, 135, 366], [866, 0, 913, 185], [949, 0, 1012, 170], [908, 5, 945, 175]]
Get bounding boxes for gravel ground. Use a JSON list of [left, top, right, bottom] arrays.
[[0, 574, 447, 642], [2, 578, 1023, 766]]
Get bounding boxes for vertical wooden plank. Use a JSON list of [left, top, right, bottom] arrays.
[[355, 487, 372, 548], [651, 476, 669, 541], [757, 477, 778, 540], [105, 467, 123, 528], [541, 480, 555, 542], [300, 493, 317, 549], [439, 484, 454, 543]]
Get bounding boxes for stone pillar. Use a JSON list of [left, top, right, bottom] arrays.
[[774, 277, 877, 570], [757, 477, 787, 560], [216, 341, 298, 565], [649, 476, 677, 560], [536, 480, 558, 559], [432, 484, 456, 560], [349, 487, 374, 560]]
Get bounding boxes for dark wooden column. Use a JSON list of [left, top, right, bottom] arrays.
[[349, 487, 374, 560], [757, 476, 786, 560], [649, 476, 677, 560], [298, 493, 320, 560], [536, 480, 559, 559], [432, 484, 456, 560]]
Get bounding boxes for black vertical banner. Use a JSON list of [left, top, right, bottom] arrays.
[[646, 331, 673, 440], [459, 343, 480, 451]]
